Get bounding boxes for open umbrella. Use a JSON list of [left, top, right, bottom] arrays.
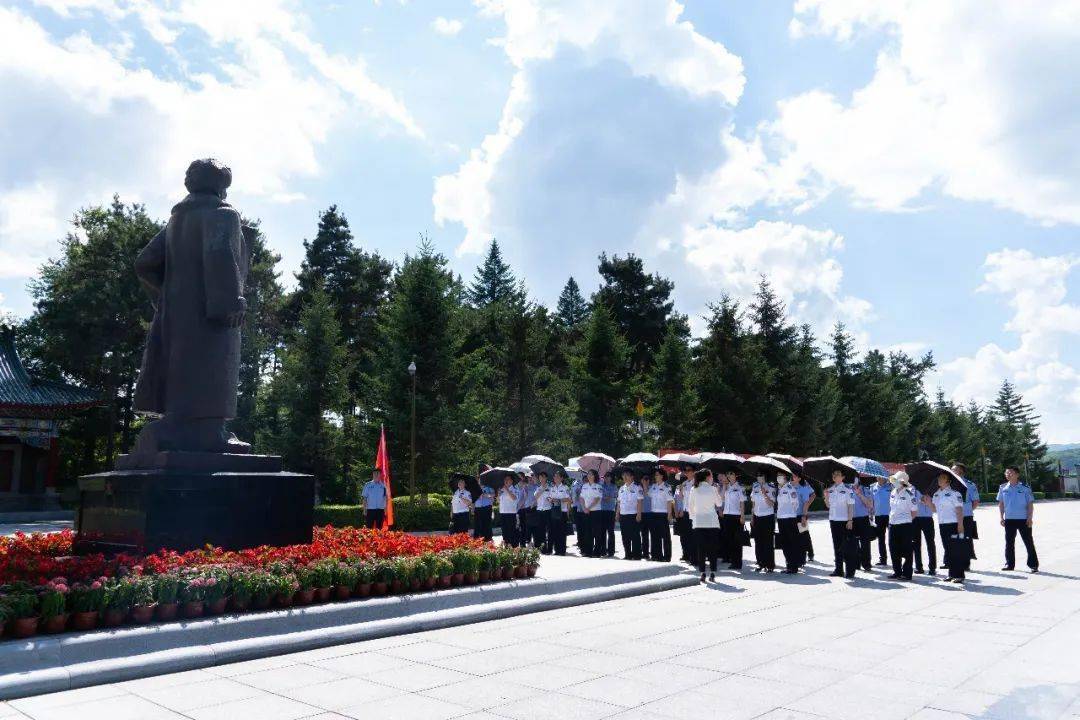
[[699, 452, 745, 475], [802, 456, 858, 486], [523, 455, 564, 480], [659, 452, 701, 470], [840, 456, 889, 485], [740, 455, 792, 484], [619, 452, 660, 472], [508, 461, 533, 476], [577, 452, 616, 477], [448, 472, 484, 501], [904, 461, 967, 498]]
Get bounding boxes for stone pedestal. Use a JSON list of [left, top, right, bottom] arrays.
[[74, 453, 313, 554]]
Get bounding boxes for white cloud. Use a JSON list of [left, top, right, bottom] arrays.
[[773, 0, 1080, 224], [0, 2, 422, 279], [431, 16, 463, 36], [938, 249, 1080, 443]]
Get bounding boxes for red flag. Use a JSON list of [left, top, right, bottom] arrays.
[[375, 425, 394, 529]]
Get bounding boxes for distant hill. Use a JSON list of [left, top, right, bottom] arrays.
[[1048, 445, 1080, 472], [1048, 443, 1080, 452]]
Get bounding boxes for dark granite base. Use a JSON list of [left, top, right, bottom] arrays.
[[114, 451, 283, 472], [74, 468, 314, 554]]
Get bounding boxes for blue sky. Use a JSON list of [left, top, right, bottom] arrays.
[[0, 0, 1078, 442]]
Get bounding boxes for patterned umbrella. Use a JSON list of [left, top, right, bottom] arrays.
[[577, 452, 616, 477], [840, 456, 890, 485]]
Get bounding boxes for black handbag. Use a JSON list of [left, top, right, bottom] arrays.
[[741, 526, 752, 547], [859, 522, 877, 541]]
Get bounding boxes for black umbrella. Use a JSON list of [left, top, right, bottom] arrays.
[[699, 452, 745, 475], [904, 461, 967, 498], [739, 455, 792, 484], [478, 467, 518, 489], [766, 453, 821, 494], [802, 456, 858, 486], [448, 472, 483, 501], [526, 456, 565, 480], [618, 452, 660, 474]]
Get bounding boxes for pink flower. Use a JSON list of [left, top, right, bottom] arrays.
[[90, 581, 102, 590]]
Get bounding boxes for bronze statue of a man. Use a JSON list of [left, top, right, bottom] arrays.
[[130, 158, 252, 457]]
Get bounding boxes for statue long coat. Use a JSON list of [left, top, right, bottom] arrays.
[[132, 192, 249, 419]]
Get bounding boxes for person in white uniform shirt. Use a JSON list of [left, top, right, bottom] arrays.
[[749, 476, 777, 573], [577, 470, 604, 557], [532, 472, 552, 552], [722, 472, 747, 571], [775, 476, 804, 573], [450, 478, 473, 534], [823, 470, 857, 578], [546, 470, 572, 556], [647, 469, 674, 562], [688, 469, 724, 582], [497, 474, 520, 547], [886, 472, 918, 580], [617, 470, 644, 560], [930, 474, 968, 584]]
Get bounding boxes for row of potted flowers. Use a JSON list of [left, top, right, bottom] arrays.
[[0, 545, 540, 639]]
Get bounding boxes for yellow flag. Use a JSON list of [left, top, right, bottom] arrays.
[[635, 398, 645, 417]]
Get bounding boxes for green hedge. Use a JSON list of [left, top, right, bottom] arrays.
[[314, 494, 454, 532]]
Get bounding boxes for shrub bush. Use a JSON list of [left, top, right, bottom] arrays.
[[1032, 492, 1046, 500], [314, 494, 452, 532]]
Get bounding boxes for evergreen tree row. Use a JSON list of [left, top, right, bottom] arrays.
[[14, 201, 1056, 501]]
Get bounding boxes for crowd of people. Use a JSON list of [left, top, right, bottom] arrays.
[[360, 455, 1041, 586]]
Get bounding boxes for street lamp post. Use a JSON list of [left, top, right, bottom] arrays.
[[408, 358, 417, 499]]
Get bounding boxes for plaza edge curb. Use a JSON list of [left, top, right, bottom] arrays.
[[0, 566, 699, 699]]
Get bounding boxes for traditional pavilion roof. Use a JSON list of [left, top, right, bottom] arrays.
[[0, 327, 101, 417]]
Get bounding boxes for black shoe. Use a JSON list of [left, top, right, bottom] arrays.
[[876, 561, 888, 566], [862, 565, 872, 572], [765, 568, 774, 574], [808, 555, 815, 561], [1001, 566, 1014, 571], [709, 573, 716, 582], [1030, 568, 1039, 574], [903, 575, 913, 581], [700, 572, 706, 582], [829, 571, 843, 577], [887, 573, 902, 579], [928, 569, 937, 576], [783, 569, 798, 574], [754, 567, 762, 573]]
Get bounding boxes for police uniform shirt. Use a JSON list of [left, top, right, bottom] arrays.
[[723, 484, 745, 515], [826, 485, 856, 521], [601, 482, 618, 511], [361, 480, 387, 510], [474, 485, 495, 509], [750, 485, 776, 517], [673, 482, 690, 515], [776, 484, 801, 519], [498, 486, 520, 514], [648, 483, 673, 514], [914, 490, 933, 518], [932, 488, 963, 526], [451, 489, 472, 514], [571, 479, 584, 511], [548, 484, 571, 511], [962, 478, 979, 517], [996, 483, 1034, 521], [873, 483, 892, 516], [888, 486, 917, 524], [535, 486, 554, 511], [851, 484, 871, 518], [796, 483, 813, 513], [641, 485, 654, 513], [618, 484, 643, 515], [521, 481, 537, 509], [579, 482, 603, 511]]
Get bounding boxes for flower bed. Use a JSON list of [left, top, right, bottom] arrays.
[[0, 527, 540, 639]]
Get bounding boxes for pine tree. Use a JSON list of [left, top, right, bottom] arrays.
[[466, 239, 519, 307], [988, 380, 1052, 487], [646, 322, 696, 448], [571, 304, 633, 454], [556, 277, 590, 331], [593, 253, 674, 374]]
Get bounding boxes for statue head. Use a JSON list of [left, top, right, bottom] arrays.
[[185, 158, 232, 198]]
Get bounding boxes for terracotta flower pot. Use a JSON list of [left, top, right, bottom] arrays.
[[294, 589, 315, 606], [451, 573, 464, 586], [334, 585, 352, 601], [438, 575, 451, 588], [502, 567, 514, 580], [527, 565, 538, 578], [131, 605, 154, 624], [464, 573, 478, 585], [390, 580, 404, 594], [230, 596, 251, 613], [424, 577, 436, 590], [276, 593, 293, 608], [356, 582, 372, 598], [409, 579, 422, 591], [42, 613, 69, 634], [207, 598, 228, 615], [253, 594, 272, 610], [478, 570, 490, 582], [371, 582, 387, 596], [513, 565, 527, 579], [11, 617, 39, 638], [103, 608, 127, 627], [314, 587, 332, 603], [155, 602, 178, 621], [180, 601, 204, 619], [71, 611, 99, 631]]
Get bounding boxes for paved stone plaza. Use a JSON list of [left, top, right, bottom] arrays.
[[3, 502, 1079, 720]]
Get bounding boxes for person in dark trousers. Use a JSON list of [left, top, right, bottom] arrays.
[[450, 478, 473, 534], [997, 466, 1039, 573], [569, 475, 584, 553], [775, 477, 804, 573], [851, 481, 874, 572], [639, 475, 652, 560], [793, 474, 816, 561], [912, 487, 937, 575], [886, 472, 917, 580], [497, 475, 520, 548], [617, 470, 643, 560], [360, 469, 388, 529], [955, 462, 980, 561], [516, 474, 534, 547], [647, 469, 674, 561], [600, 471, 618, 557], [577, 470, 604, 557], [674, 473, 695, 564], [532, 472, 551, 551], [749, 476, 776, 573], [688, 469, 723, 582], [931, 472, 968, 584], [721, 471, 746, 570], [824, 470, 857, 578], [871, 475, 892, 566], [546, 470, 572, 556], [473, 478, 495, 541]]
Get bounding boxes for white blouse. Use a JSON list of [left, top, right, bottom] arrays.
[[687, 483, 723, 529]]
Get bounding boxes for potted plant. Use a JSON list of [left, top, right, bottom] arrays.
[[202, 567, 230, 615], [102, 578, 133, 627], [449, 548, 469, 586], [478, 550, 497, 583], [497, 547, 515, 580], [293, 564, 317, 605], [0, 596, 9, 637], [68, 578, 105, 630], [6, 588, 40, 638], [129, 576, 156, 624], [272, 571, 299, 607], [389, 557, 409, 594], [251, 570, 279, 610], [371, 560, 390, 596], [333, 562, 358, 601], [404, 557, 423, 592], [419, 554, 439, 590], [229, 569, 256, 612], [525, 547, 540, 577], [154, 574, 180, 620], [39, 579, 69, 634], [463, 551, 481, 585], [512, 548, 528, 578], [310, 559, 334, 602], [435, 555, 454, 588], [355, 561, 374, 598]]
